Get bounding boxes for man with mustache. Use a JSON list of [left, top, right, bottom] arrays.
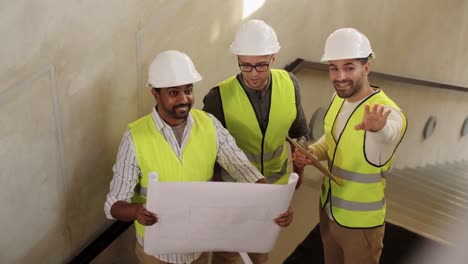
[[104, 50, 292, 264], [294, 28, 407, 264], [203, 20, 309, 264]]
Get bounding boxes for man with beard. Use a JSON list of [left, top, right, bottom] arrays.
[[293, 28, 407, 264], [104, 50, 292, 264], [203, 20, 309, 264]]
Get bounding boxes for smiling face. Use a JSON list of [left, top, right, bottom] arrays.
[[328, 59, 371, 102], [238, 55, 274, 91], [152, 84, 194, 126]]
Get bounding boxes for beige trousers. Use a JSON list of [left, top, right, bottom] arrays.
[[319, 207, 385, 264], [211, 251, 269, 264]]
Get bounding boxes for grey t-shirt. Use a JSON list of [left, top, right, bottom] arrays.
[[171, 120, 186, 147]]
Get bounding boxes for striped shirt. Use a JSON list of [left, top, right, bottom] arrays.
[[104, 106, 264, 263]]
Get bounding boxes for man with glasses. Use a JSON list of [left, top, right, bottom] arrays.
[[203, 19, 309, 264]]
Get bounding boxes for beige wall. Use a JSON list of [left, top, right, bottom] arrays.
[[300, 0, 468, 87], [0, 0, 467, 262]]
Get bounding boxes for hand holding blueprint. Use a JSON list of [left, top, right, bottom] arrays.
[[144, 173, 298, 255]]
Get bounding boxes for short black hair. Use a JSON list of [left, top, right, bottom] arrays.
[[358, 58, 369, 64]]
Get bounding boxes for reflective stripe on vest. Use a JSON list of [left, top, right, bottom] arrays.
[[242, 144, 284, 164], [332, 165, 387, 183], [219, 69, 296, 184], [129, 109, 217, 237], [331, 196, 385, 211], [321, 90, 407, 228]]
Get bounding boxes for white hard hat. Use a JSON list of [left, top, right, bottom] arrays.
[[147, 50, 202, 88], [230, 20, 281, 56], [321, 28, 375, 61]]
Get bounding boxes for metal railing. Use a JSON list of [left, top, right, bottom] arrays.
[[285, 58, 468, 93], [68, 221, 132, 264]]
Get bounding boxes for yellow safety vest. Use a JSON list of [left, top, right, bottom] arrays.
[[321, 90, 407, 228], [219, 69, 296, 184], [129, 109, 217, 238]]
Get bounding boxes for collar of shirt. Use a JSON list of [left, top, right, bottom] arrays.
[[151, 105, 194, 158], [151, 105, 194, 131], [342, 89, 379, 111], [237, 73, 272, 96]]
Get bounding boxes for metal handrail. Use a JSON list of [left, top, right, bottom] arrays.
[[68, 221, 133, 264], [284, 58, 468, 93]]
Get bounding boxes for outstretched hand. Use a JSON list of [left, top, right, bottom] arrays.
[[354, 103, 391, 132]]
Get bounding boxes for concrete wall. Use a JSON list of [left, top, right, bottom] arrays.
[[299, 0, 468, 88], [0, 0, 466, 262]]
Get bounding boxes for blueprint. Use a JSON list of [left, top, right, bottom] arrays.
[[144, 172, 298, 255]]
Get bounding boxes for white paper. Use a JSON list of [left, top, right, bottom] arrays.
[[143, 172, 298, 255]]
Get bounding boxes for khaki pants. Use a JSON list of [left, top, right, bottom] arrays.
[[319, 207, 384, 264], [135, 242, 209, 264], [211, 251, 269, 264]]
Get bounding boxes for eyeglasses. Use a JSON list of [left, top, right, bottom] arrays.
[[238, 57, 273, 72], [238, 63, 271, 72]]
